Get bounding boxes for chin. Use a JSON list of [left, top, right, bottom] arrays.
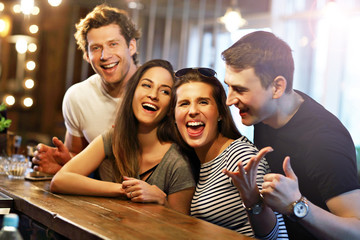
[[241, 118, 256, 126]]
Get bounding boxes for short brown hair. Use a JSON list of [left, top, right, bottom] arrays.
[[222, 31, 294, 93], [74, 4, 141, 64]]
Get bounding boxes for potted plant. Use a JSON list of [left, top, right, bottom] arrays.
[[0, 103, 11, 133], [0, 103, 12, 154]]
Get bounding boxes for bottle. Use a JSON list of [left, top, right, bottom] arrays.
[[0, 214, 23, 240]]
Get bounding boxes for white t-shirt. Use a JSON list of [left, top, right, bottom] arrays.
[[62, 74, 119, 143]]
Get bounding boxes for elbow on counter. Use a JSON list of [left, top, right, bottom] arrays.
[[49, 173, 64, 193]]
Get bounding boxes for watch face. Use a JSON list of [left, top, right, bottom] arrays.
[[294, 202, 308, 218], [252, 204, 262, 215]]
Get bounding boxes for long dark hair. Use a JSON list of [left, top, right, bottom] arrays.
[[169, 69, 242, 180], [112, 59, 175, 182]]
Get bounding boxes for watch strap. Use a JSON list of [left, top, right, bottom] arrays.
[[242, 194, 264, 215], [288, 196, 309, 221]]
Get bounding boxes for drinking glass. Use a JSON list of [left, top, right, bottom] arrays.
[[4, 154, 28, 179]]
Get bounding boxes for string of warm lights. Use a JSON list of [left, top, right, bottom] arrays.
[[0, 0, 62, 109]]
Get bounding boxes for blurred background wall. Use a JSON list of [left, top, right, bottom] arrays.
[[0, 0, 359, 172]]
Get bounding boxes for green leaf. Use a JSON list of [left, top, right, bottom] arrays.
[[0, 116, 11, 131], [0, 103, 7, 112]]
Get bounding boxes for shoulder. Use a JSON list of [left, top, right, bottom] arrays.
[[161, 144, 190, 167], [225, 138, 270, 173], [64, 75, 99, 97], [226, 137, 258, 157]]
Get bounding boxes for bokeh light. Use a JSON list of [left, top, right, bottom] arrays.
[[23, 97, 33, 107], [15, 38, 28, 54], [26, 61, 36, 71], [28, 43, 37, 52], [5, 95, 15, 106], [29, 24, 38, 34], [13, 4, 21, 14], [24, 78, 35, 89], [48, 0, 62, 7]]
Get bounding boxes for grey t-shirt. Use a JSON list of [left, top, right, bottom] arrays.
[[98, 129, 195, 195]]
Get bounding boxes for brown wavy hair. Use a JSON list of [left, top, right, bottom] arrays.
[[112, 59, 175, 182], [74, 4, 141, 65]]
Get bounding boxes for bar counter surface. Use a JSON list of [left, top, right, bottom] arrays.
[[0, 175, 251, 240]]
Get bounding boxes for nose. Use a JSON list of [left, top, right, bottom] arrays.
[[226, 88, 237, 106], [147, 89, 159, 101], [100, 46, 112, 61], [188, 103, 199, 117]]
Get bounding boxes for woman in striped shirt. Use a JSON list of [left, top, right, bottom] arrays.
[[170, 68, 288, 239]]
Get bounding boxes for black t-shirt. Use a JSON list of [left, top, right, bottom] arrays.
[[254, 90, 360, 240]]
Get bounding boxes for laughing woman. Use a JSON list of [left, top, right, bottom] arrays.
[[50, 60, 195, 214], [170, 68, 288, 238]]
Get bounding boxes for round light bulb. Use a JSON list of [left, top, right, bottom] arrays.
[[29, 24, 39, 34], [13, 4, 21, 14], [32, 6, 40, 15], [26, 61, 36, 71], [21, 0, 34, 15], [48, 0, 62, 7], [28, 43, 37, 52], [5, 95, 15, 106], [23, 97, 33, 107], [24, 78, 35, 89], [16, 39, 28, 54]]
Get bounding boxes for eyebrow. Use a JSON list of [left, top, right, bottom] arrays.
[[224, 80, 248, 91], [141, 78, 172, 89], [197, 97, 211, 101]]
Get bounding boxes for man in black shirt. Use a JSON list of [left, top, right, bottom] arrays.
[[222, 31, 360, 240]]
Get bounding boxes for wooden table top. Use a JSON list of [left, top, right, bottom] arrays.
[[0, 175, 251, 240]]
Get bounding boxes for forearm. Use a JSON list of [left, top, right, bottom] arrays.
[[299, 202, 360, 240], [50, 172, 125, 197], [248, 206, 278, 238]]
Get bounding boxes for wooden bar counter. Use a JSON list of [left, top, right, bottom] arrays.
[[0, 175, 251, 240]]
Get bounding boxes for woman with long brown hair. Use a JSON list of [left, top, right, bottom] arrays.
[[50, 60, 195, 214]]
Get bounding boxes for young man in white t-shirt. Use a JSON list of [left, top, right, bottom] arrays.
[[32, 4, 141, 174]]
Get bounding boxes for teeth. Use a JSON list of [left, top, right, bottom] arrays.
[[187, 122, 204, 127], [103, 63, 117, 69], [142, 103, 158, 111]]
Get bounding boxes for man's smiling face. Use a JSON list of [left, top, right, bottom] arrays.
[[225, 66, 275, 126], [85, 23, 136, 86]]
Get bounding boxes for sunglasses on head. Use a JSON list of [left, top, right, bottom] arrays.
[[174, 67, 217, 78]]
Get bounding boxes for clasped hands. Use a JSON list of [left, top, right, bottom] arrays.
[[122, 176, 167, 205], [223, 146, 302, 215]]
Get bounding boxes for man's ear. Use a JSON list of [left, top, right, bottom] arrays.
[[272, 76, 287, 99], [83, 52, 90, 63], [129, 38, 137, 57]]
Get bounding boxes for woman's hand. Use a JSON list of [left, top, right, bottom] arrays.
[[122, 176, 167, 205], [222, 146, 273, 207]]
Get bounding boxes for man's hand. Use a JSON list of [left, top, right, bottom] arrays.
[[32, 137, 72, 175], [261, 156, 302, 215]]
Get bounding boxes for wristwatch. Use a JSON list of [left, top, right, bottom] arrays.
[[242, 195, 264, 215], [288, 196, 309, 221]]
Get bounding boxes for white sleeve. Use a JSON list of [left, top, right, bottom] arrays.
[[62, 86, 84, 138]]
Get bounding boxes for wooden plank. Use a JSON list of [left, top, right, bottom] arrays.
[[0, 176, 252, 240]]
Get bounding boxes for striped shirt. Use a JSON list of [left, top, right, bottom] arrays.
[[191, 136, 288, 239]]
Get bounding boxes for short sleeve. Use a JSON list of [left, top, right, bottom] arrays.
[[62, 86, 84, 137]]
